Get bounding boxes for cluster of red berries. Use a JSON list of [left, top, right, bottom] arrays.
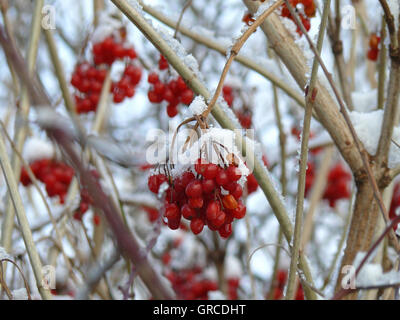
[[280, 0, 316, 35], [305, 162, 351, 207], [367, 33, 381, 61], [166, 267, 239, 300], [222, 85, 252, 129], [20, 159, 100, 224], [389, 183, 400, 232], [147, 159, 247, 238], [166, 267, 218, 300], [20, 159, 74, 204], [147, 55, 194, 117], [71, 32, 142, 114], [271, 270, 304, 300]]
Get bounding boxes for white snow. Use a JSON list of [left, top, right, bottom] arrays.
[[170, 128, 250, 178], [189, 96, 207, 115], [352, 89, 378, 112], [23, 137, 54, 162], [224, 255, 242, 278], [12, 288, 29, 300], [208, 290, 226, 300], [0, 246, 11, 260], [155, 25, 204, 83], [357, 263, 400, 288], [349, 110, 400, 168], [91, 11, 123, 43]]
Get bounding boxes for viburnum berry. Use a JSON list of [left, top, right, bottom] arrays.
[[190, 218, 205, 235], [367, 33, 381, 61], [246, 173, 259, 195], [215, 168, 230, 186]]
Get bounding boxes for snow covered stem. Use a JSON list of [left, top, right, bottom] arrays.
[[110, 0, 317, 300]]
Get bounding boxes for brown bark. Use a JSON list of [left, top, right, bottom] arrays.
[[334, 180, 380, 299]]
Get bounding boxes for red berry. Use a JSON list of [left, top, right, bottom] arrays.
[[148, 72, 159, 84], [166, 103, 179, 117], [180, 89, 194, 105], [165, 203, 180, 220], [168, 218, 181, 230], [185, 180, 203, 198], [159, 55, 169, 70], [206, 201, 220, 221], [202, 179, 216, 194], [190, 218, 204, 235], [232, 201, 246, 219], [181, 204, 196, 220], [216, 169, 229, 186], [188, 197, 204, 209], [203, 163, 218, 179], [226, 165, 242, 182], [218, 223, 232, 238], [213, 211, 226, 228], [222, 194, 238, 210], [181, 171, 195, 187]]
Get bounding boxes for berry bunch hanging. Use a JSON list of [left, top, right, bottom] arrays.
[[305, 161, 351, 207], [147, 55, 194, 118], [70, 28, 142, 114], [280, 0, 316, 35], [148, 158, 247, 238], [20, 159, 100, 223], [166, 267, 218, 300], [367, 33, 381, 61], [20, 158, 74, 204]]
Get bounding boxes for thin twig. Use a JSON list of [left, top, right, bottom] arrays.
[[286, 0, 331, 300], [201, 0, 284, 119]]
